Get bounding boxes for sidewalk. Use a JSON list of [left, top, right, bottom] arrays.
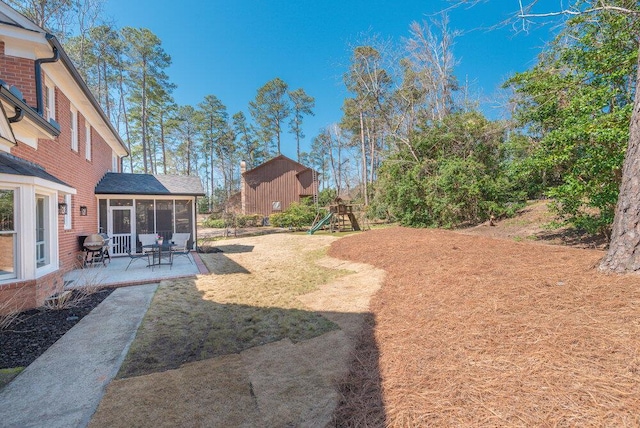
[[0, 284, 158, 428]]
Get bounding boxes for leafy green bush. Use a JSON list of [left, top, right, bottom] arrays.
[[269, 202, 317, 229], [202, 217, 225, 228], [376, 111, 524, 228]]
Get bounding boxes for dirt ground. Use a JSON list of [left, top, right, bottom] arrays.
[[330, 212, 640, 426]]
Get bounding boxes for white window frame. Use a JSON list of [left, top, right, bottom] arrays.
[[0, 188, 17, 280], [63, 194, 72, 230], [112, 152, 118, 172], [85, 123, 92, 161], [35, 194, 50, 268], [70, 106, 78, 152], [44, 78, 55, 122]]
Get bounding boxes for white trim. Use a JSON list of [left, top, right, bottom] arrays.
[[63, 193, 72, 230], [0, 173, 76, 195]]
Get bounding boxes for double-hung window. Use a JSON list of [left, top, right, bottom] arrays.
[[35, 195, 50, 268], [85, 124, 92, 161], [44, 80, 55, 122], [0, 189, 16, 279], [70, 106, 78, 151]]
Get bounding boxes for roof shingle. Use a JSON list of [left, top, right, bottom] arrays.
[[95, 173, 205, 196]]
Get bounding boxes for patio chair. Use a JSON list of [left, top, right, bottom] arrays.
[[138, 233, 157, 254], [125, 246, 150, 271], [170, 233, 193, 265]]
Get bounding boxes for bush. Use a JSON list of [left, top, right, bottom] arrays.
[[202, 217, 225, 228], [269, 202, 317, 229]]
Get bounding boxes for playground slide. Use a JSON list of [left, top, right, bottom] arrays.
[[347, 213, 361, 231], [307, 212, 333, 235]]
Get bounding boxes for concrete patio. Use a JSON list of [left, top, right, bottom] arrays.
[[63, 251, 209, 289]]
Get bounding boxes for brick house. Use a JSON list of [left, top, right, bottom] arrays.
[[0, 4, 203, 312], [240, 155, 318, 217]]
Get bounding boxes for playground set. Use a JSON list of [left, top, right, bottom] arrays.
[[308, 200, 362, 235]]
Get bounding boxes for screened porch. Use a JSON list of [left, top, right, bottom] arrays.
[[98, 198, 196, 256]]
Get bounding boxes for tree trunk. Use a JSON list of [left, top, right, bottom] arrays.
[[359, 110, 368, 205], [141, 66, 148, 174], [160, 111, 166, 174], [600, 48, 640, 272]]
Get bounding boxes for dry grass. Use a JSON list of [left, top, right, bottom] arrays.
[[330, 227, 640, 427], [118, 234, 351, 378]]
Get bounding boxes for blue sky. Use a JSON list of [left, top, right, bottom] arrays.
[[104, 0, 560, 160]]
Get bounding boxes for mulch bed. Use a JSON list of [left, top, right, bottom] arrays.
[[330, 227, 640, 427], [1, 288, 114, 369]]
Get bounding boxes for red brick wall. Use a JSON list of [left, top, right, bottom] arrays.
[[11, 88, 116, 272], [0, 270, 63, 315], [0, 41, 118, 310], [0, 41, 37, 106]]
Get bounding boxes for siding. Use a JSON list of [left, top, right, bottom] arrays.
[[243, 156, 317, 216]]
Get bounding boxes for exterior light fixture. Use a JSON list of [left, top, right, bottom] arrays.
[[80, 206, 88, 216], [58, 202, 67, 215]]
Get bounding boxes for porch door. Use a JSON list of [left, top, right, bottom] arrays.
[[108, 207, 134, 256]]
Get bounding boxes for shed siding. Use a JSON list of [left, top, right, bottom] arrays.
[[243, 157, 316, 216]]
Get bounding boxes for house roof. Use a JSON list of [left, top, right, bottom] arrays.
[[95, 173, 205, 196], [243, 154, 315, 176], [0, 3, 129, 156], [0, 152, 72, 188], [0, 81, 60, 138]]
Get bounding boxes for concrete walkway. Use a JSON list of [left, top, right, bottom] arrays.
[[0, 284, 158, 428]]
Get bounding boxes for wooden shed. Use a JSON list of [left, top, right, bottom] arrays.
[[241, 155, 318, 216]]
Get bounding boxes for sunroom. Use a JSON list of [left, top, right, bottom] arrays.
[[95, 173, 205, 256]]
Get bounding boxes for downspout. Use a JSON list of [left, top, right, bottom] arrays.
[[7, 106, 23, 123], [35, 34, 59, 116]]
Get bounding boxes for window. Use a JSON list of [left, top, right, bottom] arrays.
[[44, 81, 55, 121], [112, 152, 118, 172], [63, 194, 72, 230], [272, 201, 282, 211], [85, 124, 91, 161], [0, 190, 16, 279], [36, 195, 50, 268], [70, 107, 78, 151]]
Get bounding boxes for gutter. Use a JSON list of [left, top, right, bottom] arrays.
[[34, 38, 59, 116], [44, 34, 130, 156], [0, 84, 60, 136]]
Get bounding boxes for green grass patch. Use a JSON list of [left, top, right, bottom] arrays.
[[0, 367, 24, 389], [118, 237, 350, 378]]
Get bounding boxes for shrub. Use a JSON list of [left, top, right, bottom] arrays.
[[269, 202, 317, 229], [202, 217, 225, 228]]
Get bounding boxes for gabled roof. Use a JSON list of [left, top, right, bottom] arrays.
[[0, 2, 128, 155], [243, 154, 314, 176], [95, 173, 205, 196]]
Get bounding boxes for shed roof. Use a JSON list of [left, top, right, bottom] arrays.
[[0, 152, 71, 187], [95, 173, 205, 196]]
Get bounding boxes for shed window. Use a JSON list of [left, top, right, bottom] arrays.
[[272, 201, 281, 211]]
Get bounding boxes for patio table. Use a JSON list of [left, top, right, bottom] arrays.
[[142, 243, 175, 268]]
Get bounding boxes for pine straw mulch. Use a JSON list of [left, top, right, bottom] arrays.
[[329, 227, 640, 427]]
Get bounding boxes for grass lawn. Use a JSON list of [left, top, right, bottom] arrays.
[[118, 234, 351, 378]]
